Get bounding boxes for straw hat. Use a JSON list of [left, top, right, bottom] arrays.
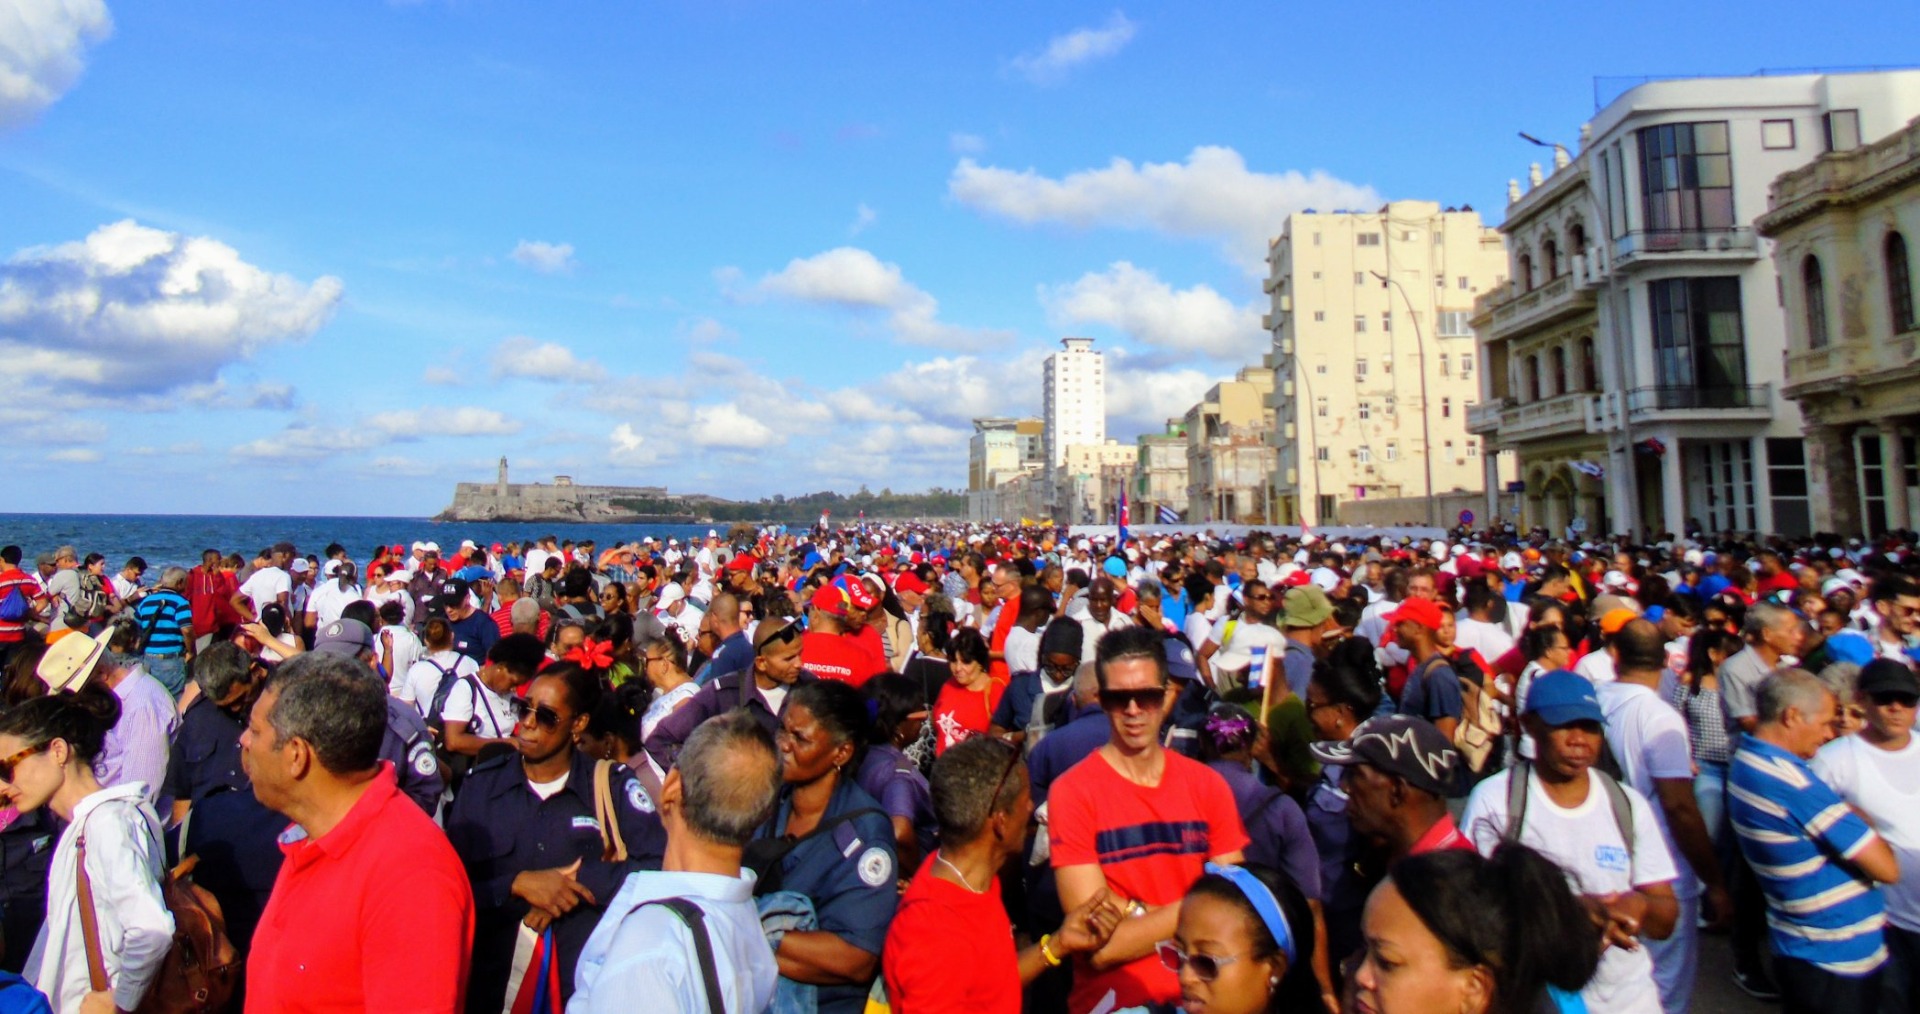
[[37, 631, 106, 693]]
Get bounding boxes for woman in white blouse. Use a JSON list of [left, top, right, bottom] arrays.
[[0, 686, 172, 1014]]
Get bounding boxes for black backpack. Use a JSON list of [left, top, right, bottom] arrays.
[[741, 808, 886, 896], [422, 659, 463, 736]]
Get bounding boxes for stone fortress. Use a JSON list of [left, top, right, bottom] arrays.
[[436, 458, 721, 522]]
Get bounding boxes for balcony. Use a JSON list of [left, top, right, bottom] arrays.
[[1479, 273, 1599, 343], [1498, 392, 1593, 440], [1784, 334, 1920, 398], [1610, 228, 1759, 269], [1466, 399, 1508, 436], [1621, 384, 1772, 423]]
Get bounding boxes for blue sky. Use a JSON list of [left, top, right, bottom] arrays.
[[3, 0, 1916, 516]]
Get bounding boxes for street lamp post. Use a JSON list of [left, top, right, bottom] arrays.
[[1371, 270, 1438, 529]]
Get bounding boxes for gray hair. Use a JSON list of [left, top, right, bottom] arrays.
[[1073, 659, 1102, 705], [675, 710, 781, 848], [264, 652, 387, 776], [1743, 602, 1795, 643], [1816, 662, 1862, 702], [1133, 580, 1163, 607], [192, 642, 253, 701], [1756, 667, 1832, 725], [509, 597, 541, 634], [156, 566, 189, 592]]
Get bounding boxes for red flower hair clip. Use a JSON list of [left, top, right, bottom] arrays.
[[564, 638, 615, 671]]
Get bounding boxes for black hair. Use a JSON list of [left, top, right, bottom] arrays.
[[1521, 623, 1569, 662], [1184, 863, 1320, 1014], [488, 632, 548, 679], [1687, 627, 1744, 692], [790, 679, 871, 758], [1182, 572, 1215, 607], [1094, 624, 1170, 689], [0, 685, 122, 763], [339, 599, 378, 630], [585, 680, 649, 756], [1310, 655, 1384, 719], [422, 616, 454, 650], [0, 546, 18, 566], [533, 659, 602, 717], [259, 603, 288, 639], [866, 673, 924, 745], [597, 612, 635, 651], [946, 626, 990, 669], [376, 599, 406, 625], [1390, 845, 1601, 1014]]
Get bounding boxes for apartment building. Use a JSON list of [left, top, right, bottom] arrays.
[[965, 417, 1045, 522], [1042, 337, 1105, 518], [1187, 367, 1278, 523], [1264, 201, 1510, 525]]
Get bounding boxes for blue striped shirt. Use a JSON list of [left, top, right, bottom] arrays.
[[1730, 737, 1887, 975], [132, 589, 192, 656]]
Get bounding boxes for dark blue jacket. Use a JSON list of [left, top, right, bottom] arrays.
[[167, 696, 248, 806]]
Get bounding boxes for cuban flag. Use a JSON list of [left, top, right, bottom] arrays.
[[1247, 644, 1269, 690], [1118, 491, 1130, 546], [1156, 504, 1179, 524]]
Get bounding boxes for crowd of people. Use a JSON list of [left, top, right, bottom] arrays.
[[0, 522, 1912, 1014]]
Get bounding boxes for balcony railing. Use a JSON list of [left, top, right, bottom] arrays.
[[1626, 384, 1770, 412], [1481, 273, 1598, 341], [1612, 228, 1757, 264]]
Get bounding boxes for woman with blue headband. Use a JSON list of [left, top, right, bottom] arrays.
[[1164, 861, 1322, 1014]]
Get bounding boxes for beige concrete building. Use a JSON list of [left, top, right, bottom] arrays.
[[1187, 367, 1279, 523], [1061, 440, 1138, 524], [1758, 113, 1920, 535], [966, 417, 1045, 522], [1264, 201, 1511, 526], [1135, 423, 1190, 521]]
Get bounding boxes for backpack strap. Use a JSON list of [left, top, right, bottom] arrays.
[[592, 759, 629, 863], [1594, 770, 1636, 855], [1503, 759, 1531, 843], [643, 898, 725, 1014], [75, 834, 111, 994]]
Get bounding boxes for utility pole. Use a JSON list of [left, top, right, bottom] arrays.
[[1373, 270, 1438, 528]]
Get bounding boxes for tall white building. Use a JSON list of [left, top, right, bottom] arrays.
[[1470, 70, 1920, 539], [1043, 337, 1105, 518]]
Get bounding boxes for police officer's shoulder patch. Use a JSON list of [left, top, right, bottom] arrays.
[[626, 778, 654, 814], [407, 740, 438, 778], [856, 845, 892, 888]]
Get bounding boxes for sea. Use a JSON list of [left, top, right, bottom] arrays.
[[0, 514, 720, 573]]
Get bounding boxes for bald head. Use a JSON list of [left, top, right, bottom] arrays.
[[708, 593, 741, 636], [1610, 618, 1666, 674]]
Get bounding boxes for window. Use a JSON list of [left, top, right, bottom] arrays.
[[1316, 446, 1331, 462], [1382, 312, 1393, 332], [1315, 362, 1328, 375], [1355, 272, 1366, 286], [1525, 355, 1541, 400], [1357, 446, 1372, 465], [1638, 121, 1734, 234], [1550, 347, 1568, 395], [1580, 336, 1598, 391], [1359, 402, 1373, 420], [1444, 441, 1455, 458], [1468, 442, 1479, 458], [1402, 230, 1417, 242], [1436, 276, 1446, 288], [1569, 223, 1587, 257], [1385, 395, 1397, 415], [1357, 233, 1382, 246], [1649, 277, 1747, 390], [1458, 276, 1470, 290], [1439, 353, 1451, 376], [1825, 109, 1862, 152], [1312, 271, 1322, 280], [1461, 355, 1473, 378], [1317, 494, 1336, 519], [1385, 442, 1400, 461], [1316, 396, 1329, 418], [1889, 232, 1915, 332], [1354, 315, 1368, 333], [1356, 358, 1369, 378], [1803, 255, 1829, 349], [1312, 233, 1322, 246], [1543, 238, 1559, 280], [1762, 119, 1797, 150], [1442, 397, 1452, 418], [1310, 310, 1324, 322], [1518, 253, 1533, 291], [1382, 355, 1393, 375], [1437, 311, 1472, 337]]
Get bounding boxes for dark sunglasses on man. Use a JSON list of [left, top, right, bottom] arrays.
[[1097, 686, 1167, 712]]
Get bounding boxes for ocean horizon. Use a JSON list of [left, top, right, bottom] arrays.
[[0, 513, 719, 574]]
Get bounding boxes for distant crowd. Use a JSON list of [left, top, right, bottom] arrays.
[[0, 521, 1914, 1014]]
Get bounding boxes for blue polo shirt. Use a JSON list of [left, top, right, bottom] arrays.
[[755, 779, 898, 1014], [1730, 736, 1887, 975]]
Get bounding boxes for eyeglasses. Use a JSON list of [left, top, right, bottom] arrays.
[[508, 698, 563, 730], [1156, 941, 1247, 982], [1098, 686, 1167, 712], [1871, 691, 1920, 709], [0, 743, 47, 783]]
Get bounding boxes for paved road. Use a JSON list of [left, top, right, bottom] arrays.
[[1687, 931, 1772, 1014]]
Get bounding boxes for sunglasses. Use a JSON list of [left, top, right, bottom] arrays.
[[508, 698, 564, 730], [756, 623, 802, 654], [1156, 941, 1246, 982], [987, 737, 1023, 812], [1871, 691, 1920, 709], [0, 743, 47, 783], [1098, 686, 1167, 712]]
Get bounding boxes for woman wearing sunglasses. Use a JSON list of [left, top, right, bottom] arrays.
[[1164, 862, 1320, 1014], [0, 687, 173, 1014], [443, 661, 666, 1014], [746, 679, 897, 1014]]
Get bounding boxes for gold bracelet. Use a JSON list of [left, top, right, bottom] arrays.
[[1039, 934, 1063, 967]]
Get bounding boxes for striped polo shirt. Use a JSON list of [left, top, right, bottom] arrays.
[[1730, 736, 1887, 975], [132, 589, 192, 657]]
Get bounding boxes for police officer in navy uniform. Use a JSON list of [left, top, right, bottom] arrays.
[[644, 617, 814, 772], [744, 680, 898, 1014], [444, 661, 665, 1014], [324, 604, 446, 814], [165, 641, 256, 826]]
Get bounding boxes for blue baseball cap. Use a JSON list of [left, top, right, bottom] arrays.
[[1823, 631, 1875, 668], [1524, 670, 1603, 726]]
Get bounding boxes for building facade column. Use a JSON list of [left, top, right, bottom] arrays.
[[1661, 440, 1687, 540], [1484, 450, 1500, 529], [1806, 424, 1861, 536], [1885, 424, 1911, 534]]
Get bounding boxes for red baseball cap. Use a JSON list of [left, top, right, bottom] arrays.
[[1385, 598, 1445, 632], [893, 572, 929, 596], [810, 584, 850, 617], [845, 578, 879, 611], [725, 554, 757, 573]]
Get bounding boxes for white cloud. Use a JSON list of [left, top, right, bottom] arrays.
[[364, 406, 522, 438], [949, 145, 1381, 266], [492, 335, 606, 382], [949, 132, 987, 155], [686, 402, 779, 450], [510, 239, 575, 274], [48, 447, 101, 463], [0, 219, 343, 394], [748, 247, 1008, 349], [1009, 12, 1135, 85], [1042, 262, 1262, 359], [422, 364, 463, 386], [849, 203, 877, 236], [0, 0, 112, 129], [230, 425, 384, 461]]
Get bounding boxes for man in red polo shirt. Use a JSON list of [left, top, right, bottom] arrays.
[[242, 651, 474, 1013]]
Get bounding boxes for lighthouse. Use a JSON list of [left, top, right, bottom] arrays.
[[497, 457, 509, 498]]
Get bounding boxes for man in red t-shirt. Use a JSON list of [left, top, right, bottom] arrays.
[[885, 737, 1122, 1013], [1049, 625, 1248, 1013], [800, 583, 886, 686], [0, 545, 50, 667]]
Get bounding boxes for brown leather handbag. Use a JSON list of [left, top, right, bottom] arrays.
[[77, 825, 242, 1014]]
